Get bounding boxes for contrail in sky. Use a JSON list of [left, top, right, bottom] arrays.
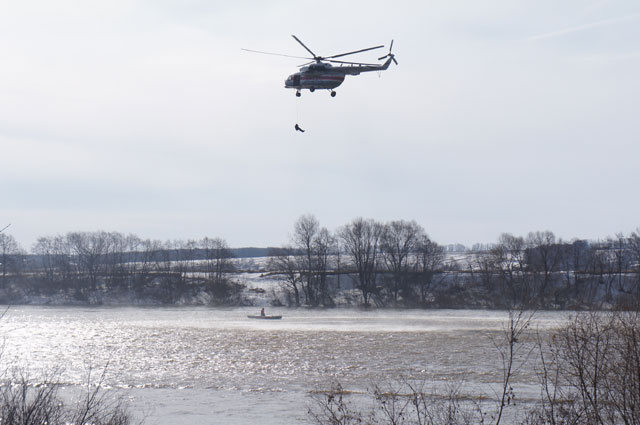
[[525, 14, 640, 41]]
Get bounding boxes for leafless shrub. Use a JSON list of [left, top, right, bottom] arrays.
[[528, 311, 640, 425], [309, 379, 482, 425], [491, 309, 536, 425], [0, 366, 137, 425], [308, 382, 365, 425]]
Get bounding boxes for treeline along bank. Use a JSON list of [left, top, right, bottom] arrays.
[[1, 216, 640, 309]]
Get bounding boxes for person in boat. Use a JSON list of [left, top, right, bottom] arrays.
[[260, 307, 265, 317]]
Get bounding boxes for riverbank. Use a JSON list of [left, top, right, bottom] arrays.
[[1, 253, 636, 310]]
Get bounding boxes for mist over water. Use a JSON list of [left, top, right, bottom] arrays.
[[1, 307, 570, 424]]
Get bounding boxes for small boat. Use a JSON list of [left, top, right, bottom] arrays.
[[247, 315, 282, 320]]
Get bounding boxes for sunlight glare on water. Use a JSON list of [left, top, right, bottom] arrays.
[[0, 306, 569, 424]]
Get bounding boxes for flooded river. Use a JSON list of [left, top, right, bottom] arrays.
[[0, 307, 571, 424]]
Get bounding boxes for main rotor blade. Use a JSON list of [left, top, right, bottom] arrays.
[[325, 45, 384, 59], [325, 59, 380, 66], [291, 35, 317, 58], [241, 48, 311, 60]]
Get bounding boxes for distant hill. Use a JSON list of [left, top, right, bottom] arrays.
[[231, 247, 277, 258]]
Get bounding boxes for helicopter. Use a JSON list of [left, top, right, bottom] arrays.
[[242, 35, 397, 97]]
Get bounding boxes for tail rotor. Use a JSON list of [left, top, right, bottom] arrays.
[[378, 40, 398, 65]]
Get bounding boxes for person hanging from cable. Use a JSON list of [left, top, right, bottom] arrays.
[[294, 124, 305, 133]]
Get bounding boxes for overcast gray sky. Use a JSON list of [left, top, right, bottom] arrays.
[[1, 0, 639, 249]]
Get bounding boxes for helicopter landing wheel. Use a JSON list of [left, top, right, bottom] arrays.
[[295, 91, 301, 97], [330, 90, 336, 97]]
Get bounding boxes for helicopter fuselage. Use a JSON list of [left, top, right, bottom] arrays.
[[284, 58, 393, 93], [285, 71, 345, 91], [285, 63, 345, 91]]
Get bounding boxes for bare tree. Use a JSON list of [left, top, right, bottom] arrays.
[[51, 235, 74, 288], [67, 231, 111, 291], [138, 238, 163, 293], [526, 231, 561, 301], [202, 237, 234, 284], [267, 246, 302, 307], [104, 232, 128, 290], [201, 237, 235, 301], [293, 214, 320, 306], [490, 234, 529, 305], [590, 245, 618, 303], [0, 233, 22, 288], [380, 220, 425, 305], [338, 218, 384, 308], [557, 239, 591, 302], [32, 236, 58, 285], [608, 233, 633, 295], [414, 235, 445, 305], [168, 239, 198, 299], [314, 227, 337, 307], [32, 235, 75, 294], [629, 229, 640, 295], [473, 249, 495, 290]]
